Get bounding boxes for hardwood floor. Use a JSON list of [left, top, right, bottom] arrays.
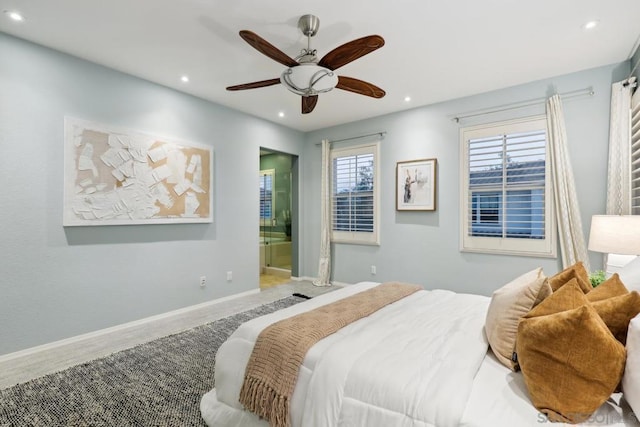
[[0, 279, 338, 389], [260, 273, 293, 289]]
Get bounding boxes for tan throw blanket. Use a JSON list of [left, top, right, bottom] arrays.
[[238, 282, 422, 427]]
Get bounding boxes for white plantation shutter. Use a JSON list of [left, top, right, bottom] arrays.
[[460, 116, 555, 257], [632, 90, 640, 214], [468, 130, 546, 237], [330, 143, 379, 245]]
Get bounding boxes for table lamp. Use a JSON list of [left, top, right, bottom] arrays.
[[588, 215, 640, 274]]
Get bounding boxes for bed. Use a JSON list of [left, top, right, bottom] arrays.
[[201, 276, 640, 427]]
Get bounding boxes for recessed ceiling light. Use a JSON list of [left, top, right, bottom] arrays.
[[583, 20, 599, 30], [180, 75, 189, 83], [404, 96, 411, 102], [278, 111, 285, 118], [4, 10, 25, 22]]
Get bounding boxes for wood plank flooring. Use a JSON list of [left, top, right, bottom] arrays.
[[0, 280, 338, 389]]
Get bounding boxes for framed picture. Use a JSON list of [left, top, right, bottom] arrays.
[[396, 158, 437, 211], [63, 117, 213, 226]]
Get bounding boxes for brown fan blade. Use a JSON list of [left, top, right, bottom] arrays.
[[336, 76, 386, 98], [226, 78, 281, 91], [302, 95, 318, 114], [318, 35, 384, 71], [239, 30, 299, 68]]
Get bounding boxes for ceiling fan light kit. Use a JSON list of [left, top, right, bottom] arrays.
[[280, 64, 338, 96], [226, 14, 385, 114]]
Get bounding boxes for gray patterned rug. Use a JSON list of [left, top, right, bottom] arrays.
[[0, 295, 306, 427]]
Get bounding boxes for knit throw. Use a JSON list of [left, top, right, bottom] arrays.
[[238, 282, 422, 427]]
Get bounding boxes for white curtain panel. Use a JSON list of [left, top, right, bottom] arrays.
[[606, 78, 636, 215], [314, 139, 332, 287], [546, 94, 591, 271]]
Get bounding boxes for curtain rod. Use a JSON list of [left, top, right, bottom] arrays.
[[315, 131, 386, 146], [452, 87, 594, 123]]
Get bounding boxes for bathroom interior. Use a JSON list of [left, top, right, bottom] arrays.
[[259, 149, 296, 288]]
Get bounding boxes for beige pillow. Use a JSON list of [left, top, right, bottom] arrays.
[[485, 268, 551, 370], [517, 304, 626, 423], [586, 273, 628, 302], [548, 261, 591, 293]]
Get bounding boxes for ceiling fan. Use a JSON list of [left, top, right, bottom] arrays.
[[226, 14, 386, 114]]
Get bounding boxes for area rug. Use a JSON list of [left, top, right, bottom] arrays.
[[0, 295, 307, 427]]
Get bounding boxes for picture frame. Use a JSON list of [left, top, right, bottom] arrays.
[[63, 117, 214, 226], [396, 158, 437, 211]]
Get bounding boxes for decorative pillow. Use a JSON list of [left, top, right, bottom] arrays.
[[484, 268, 551, 370], [586, 273, 628, 302], [510, 279, 587, 371], [516, 305, 626, 423], [622, 315, 640, 418], [619, 257, 640, 292], [523, 279, 587, 319], [592, 291, 640, 345], [548, 261, 592, 293]]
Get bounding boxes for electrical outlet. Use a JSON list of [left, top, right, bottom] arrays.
[[226, 271, 233, 282], [200, 276, 206, 287], [371, 265, 377, 275]]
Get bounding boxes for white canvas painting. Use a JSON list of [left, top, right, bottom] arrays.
[[63, 117, 213, 226]]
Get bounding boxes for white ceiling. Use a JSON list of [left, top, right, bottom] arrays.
[[1, 0, 639, 132]]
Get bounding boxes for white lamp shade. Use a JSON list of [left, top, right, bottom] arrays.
[[588, 215, 640, 255]]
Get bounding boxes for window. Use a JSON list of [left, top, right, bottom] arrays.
[[472, 192, 500, 224], [260, 169, 275, 225], [460, 116, 555, 257], [331, 142, 380, 245], [632, 90, 640, 214]]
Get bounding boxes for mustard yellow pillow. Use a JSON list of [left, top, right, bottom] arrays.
[[511, 279, 586, 371], [548, 261, 591, 293], [587, 273, 628, 303], [523, 279, 587, 319], [485, 268, 551, 370], [592, 291, 640, 345], [516, 304, 626, 423]]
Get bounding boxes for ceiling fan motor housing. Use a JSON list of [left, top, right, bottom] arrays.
[[298, 14, 320, 37]]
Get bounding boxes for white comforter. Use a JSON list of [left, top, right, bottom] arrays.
[[202, 282, 490, 427]]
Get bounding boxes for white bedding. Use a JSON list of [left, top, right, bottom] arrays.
[[460, 352, 639, 427], [201, 282, 640, 427], [202, 282, 489, 427]]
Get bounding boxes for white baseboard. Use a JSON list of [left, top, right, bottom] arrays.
[[331, 280, 352, 287], [0, 288, 259, 389]]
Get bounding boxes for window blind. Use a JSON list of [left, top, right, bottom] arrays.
[[332, 153, 374, 233], [632, 90, 640, 214], [467, 129, 546, 239]]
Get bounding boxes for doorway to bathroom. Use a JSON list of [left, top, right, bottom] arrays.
[[259, 148, 298, 289]]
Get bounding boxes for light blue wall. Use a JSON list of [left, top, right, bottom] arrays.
[[0, 33, 304, 355], [633, 44, 640, 81], [302, 63, 629, 295], [1, 29, 632, 355]]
